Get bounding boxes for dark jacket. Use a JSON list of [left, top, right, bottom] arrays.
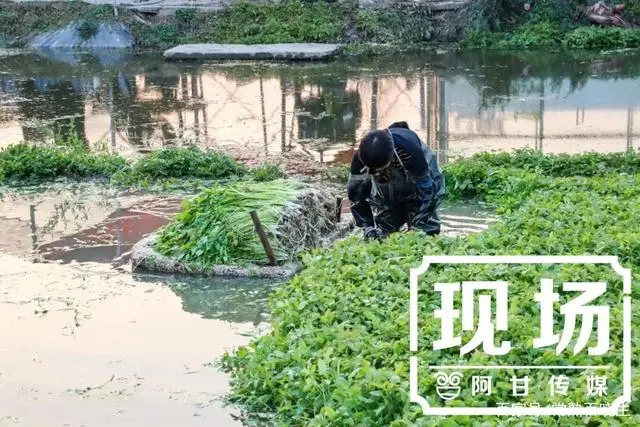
[[347, 122, 445, 228]]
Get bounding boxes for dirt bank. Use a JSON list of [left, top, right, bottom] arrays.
[[0, 0, 468, 50]]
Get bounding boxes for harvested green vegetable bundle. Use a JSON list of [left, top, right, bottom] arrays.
[[155, 179, 337, 266]]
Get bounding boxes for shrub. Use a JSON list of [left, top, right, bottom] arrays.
[[565, 26, 640, 50], [211, 0, 348, 44], [461, 20, 640, 51], [524, 0, 576, 30], [501, 21, 564, 49], [354, 5, 434, 44]]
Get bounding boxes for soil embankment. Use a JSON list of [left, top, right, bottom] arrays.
[[0, 0, 469, 50]]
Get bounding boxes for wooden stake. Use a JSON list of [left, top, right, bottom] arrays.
[[250, 210, 277, 266], [335, 197, 343, 222]]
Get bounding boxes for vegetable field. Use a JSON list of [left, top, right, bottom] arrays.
[[221, 150, 640, 426]]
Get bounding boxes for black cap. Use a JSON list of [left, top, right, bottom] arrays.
[[357, 129, 393, 172]]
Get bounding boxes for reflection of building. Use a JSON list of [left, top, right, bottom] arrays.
[[443, 76, 640, 157], [0, 67, 638, 164], [0, 189, 181, 263]]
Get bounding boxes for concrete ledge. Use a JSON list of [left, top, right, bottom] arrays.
[[163, 43, 343, 60]]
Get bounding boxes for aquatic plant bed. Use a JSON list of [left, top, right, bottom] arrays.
[[131, 179, 355, 278], [163, 43, 343, 60], [219, 150, 640, 426]]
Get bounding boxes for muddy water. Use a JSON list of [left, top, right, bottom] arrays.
[[0, 256, 262, 427], [0, 183, 183, 264], [0, 182, 496, 426], [0, 184, 266, 426], [1, 49, 640, 166]]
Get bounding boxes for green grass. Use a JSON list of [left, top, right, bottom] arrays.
[[0, 143, 261, 187], [2, 1, 640, 51], [461, 22, 640, 51], [220, 149, 640, 426]]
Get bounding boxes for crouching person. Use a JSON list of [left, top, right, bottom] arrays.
[[347, 121, 445, 240]]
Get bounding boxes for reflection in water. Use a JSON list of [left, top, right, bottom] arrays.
[[16, 78, 88, 145], [0, 252, 252, 426], [136, 274, 279, 324], [0, 51, 639, 164], [0, 183, 183, 263]]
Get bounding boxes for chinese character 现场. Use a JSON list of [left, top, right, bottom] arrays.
[[433, 281, 511, 356], [471, 376, 492, 396], [586, 375, 608, 397], [511, 375, 529, 397], [549, 375, 570, 397], [533, 279, 610, 356]]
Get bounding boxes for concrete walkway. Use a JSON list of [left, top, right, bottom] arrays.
[[163, 42, 343, 60]]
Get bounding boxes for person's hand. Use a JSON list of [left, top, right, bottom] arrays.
[[363, 226, 382, 241]]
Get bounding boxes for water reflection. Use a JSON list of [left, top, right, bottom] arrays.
[[0, 183, 182, 263], [134, 273, 279, 324], [0, 50, 639, 163]]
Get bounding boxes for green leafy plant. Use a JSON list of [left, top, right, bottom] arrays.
[[523, 0, 576, 30], [0, 143, 248, 188], [154, 179, 316, 266], [466, 26, 640, 51], [220, 150, 640, 426], [0, 143, 127, 184], [110, 146, 247, 186], [566, 26, 640, 50], [354, 5, 434, 45], [502, 22, 564, 49], [210, 0, 349, 44], [252, 162, 286, 182]]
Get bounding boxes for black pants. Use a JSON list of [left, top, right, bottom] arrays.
[[373, 196, 442, 237]]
